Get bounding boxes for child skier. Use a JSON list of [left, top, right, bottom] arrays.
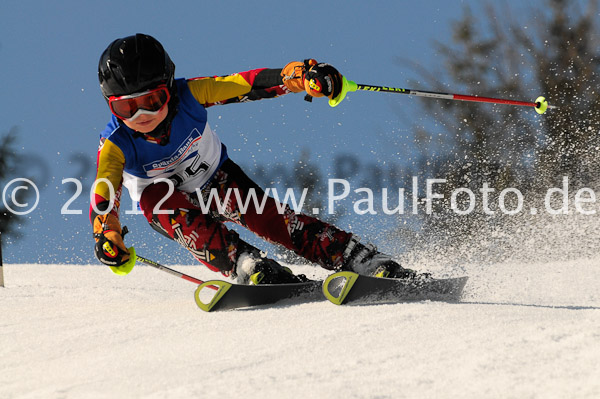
[[92, 33, 415, 284]]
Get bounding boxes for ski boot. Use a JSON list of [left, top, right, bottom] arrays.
[[235, 249, 308, 285], [342, 235, 417, 279]]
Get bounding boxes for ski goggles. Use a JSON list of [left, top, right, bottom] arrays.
[[108, 85, 170, 121]]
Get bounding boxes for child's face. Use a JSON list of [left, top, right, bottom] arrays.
[[122, 104, 169, 133]]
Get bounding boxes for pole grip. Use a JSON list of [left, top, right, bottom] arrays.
[[329, 77, 358, 107]]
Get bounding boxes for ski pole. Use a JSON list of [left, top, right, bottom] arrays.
[[135, 254, 210, 286], [110, 246, 218, 290], [329, 76, 557, 114]]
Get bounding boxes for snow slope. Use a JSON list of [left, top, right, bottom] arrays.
[[1, 259, 599, 399]]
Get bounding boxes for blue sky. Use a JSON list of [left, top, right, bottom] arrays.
[[1, 0, 522, 263]]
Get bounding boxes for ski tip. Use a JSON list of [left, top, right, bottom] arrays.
[[194, 280, 232, 312], [322, 271, 359, 305]]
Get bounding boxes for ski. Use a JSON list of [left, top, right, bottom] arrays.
[[194, 279, 323, 312], [194, 272, 468, 311], [322, 271, 468, 306]]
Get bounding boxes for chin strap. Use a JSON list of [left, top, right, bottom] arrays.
[[126, 119, 172, 145], [138, 125, 172, 145]]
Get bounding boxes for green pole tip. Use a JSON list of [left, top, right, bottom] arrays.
[[535, 96, 548, 114], [329, 77, 358, 107]]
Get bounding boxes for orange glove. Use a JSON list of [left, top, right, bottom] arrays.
[[281, 61, 307, 93], [93, 213, 130, 266], [281, 59, 343, 100]]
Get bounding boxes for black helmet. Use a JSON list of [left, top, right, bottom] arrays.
[[98, 33, 175, 99]]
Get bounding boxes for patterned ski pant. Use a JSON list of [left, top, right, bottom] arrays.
[[139, 159, 352, 276]]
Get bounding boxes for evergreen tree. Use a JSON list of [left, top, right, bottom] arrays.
[[405, 0, 600, 246], [0, 127, 22, 237]]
